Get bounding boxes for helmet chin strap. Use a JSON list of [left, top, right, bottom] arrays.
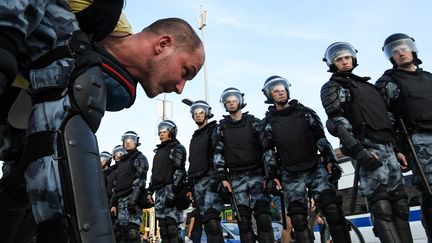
[[275, 98, 289, 106]]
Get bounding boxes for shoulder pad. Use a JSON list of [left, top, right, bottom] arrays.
[[320, 81, 343, 116]]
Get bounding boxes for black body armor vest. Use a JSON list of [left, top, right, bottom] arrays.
[[267, 103, 319, 172], [331, 73, 393, 143], [386, 69, 432, 131], [115, 150, 142, 197], [188, 121, 217, 179], [151, 139, 178, 189], [221, 114, 262, 172]]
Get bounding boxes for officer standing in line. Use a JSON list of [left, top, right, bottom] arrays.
[[213, 87, 274, 243], [260, 75, 350, 243], [100, 151, 114, 201], [376, 33, 432, 241], [320, 42, 413, 242], [147, 120, 187, 243], [187, 100, 225, 242], [110, 131, 149, 243]]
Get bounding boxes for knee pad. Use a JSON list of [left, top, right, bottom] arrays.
[[290, 213, 309, 232], [318, 189, 342, 210], [370, 200, 393, 221], [158, 219, 168, 238], [369, 185, 392, 205], [237, 216, 252, 234], [321, 203, 346, 226], [205, 219, 222, 236], [391, 187, 409, 220], [238, 205, 252, 219], [202, 208, 220, 224], [124, 228, 140, 242], [255, 213, 272, 232], [166, 218, 179, 239], [253, 201, 271, 218], [287, 201, 307, 216]]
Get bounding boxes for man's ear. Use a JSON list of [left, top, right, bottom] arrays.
[[155, 36, 173, 54]]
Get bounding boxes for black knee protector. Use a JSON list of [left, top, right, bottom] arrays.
[[369, 185, 392, 205], [158, 218, 168, 238], [166, 217, 179, 239], [253, 201, 272, 232], [318, 190, 345, 226], [391, 186, 409, 220], [288, 201, 309, 232], [238, 206, 253, 234], [124, 228, 140, 242], [202, 208, 220, 224], [205, 218, 222, 236], [370, 199, 393, 222]]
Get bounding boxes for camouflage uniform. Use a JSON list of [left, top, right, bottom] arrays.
[[214, 112, 274, 243], [376, 68, 432, 240], [0, 1, 114, 242], [193, 169, 224, 215], [154, 186, 183, 224]]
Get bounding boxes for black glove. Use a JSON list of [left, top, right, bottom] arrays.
[[329, 163, 343, 184], [264, 179, 280, 196], [75, 0, 124, 41], [356, 149, 382, 171]]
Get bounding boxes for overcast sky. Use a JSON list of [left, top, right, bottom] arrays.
[[96, 0, 432, 171]]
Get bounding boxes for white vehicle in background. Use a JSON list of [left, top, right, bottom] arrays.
[[312, 157, 428, 243]]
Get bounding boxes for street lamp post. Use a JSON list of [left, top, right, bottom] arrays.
[[198, 0, 209, 102]]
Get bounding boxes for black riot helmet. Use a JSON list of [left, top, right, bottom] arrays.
[[100, 151, 113, 166], [219, 87, 246, 112], [112, 145, 127, 158], [323, 42, 358, 72], [262, 75, 291, 104], [190, 100, 214, 119], [158, 119, 178, 138], [382, 33, 421, 66], [121, 131, 140, 147]]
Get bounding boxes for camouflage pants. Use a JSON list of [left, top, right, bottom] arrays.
[[280, 163, 334, 206], [154, 185, 183, 224], [117, 194, 143, 227], [192, 169, 224, 216], [410, 132, 432, 192], [355, 140, 405, 198], [230, 171, 270, 208]]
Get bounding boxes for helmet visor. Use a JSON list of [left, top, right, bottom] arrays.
[[121, 135, 138, 144], [220, 91, 243, 108], [383, 38, 417, 60], [325, 43, 357, 66], [190, 103, 210, 117], [263, 78, 290, 98]]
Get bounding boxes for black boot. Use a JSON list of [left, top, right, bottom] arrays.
[[36, 216, 71, 243], [321, 204, 351, 243]]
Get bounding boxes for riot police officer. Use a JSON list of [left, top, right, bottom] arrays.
[[376, 33, 432, 240], [147, 120, 187, 243], [187, 100, 224, 242], [320, 42, 413, 242], [213, 87, 274, 243], [100, 151, 113, 200], [110, 131, 149, 243], [260, 75, 350, 243]]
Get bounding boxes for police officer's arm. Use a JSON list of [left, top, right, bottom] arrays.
[[128, 153, 149, 205], [321, 81, 380, 171], [170, 144, 187, 192], [213, 124, 227, 181], [258, 118, 278, 180], [305, 107, 338, 168], [375, 76, 409, 168]]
